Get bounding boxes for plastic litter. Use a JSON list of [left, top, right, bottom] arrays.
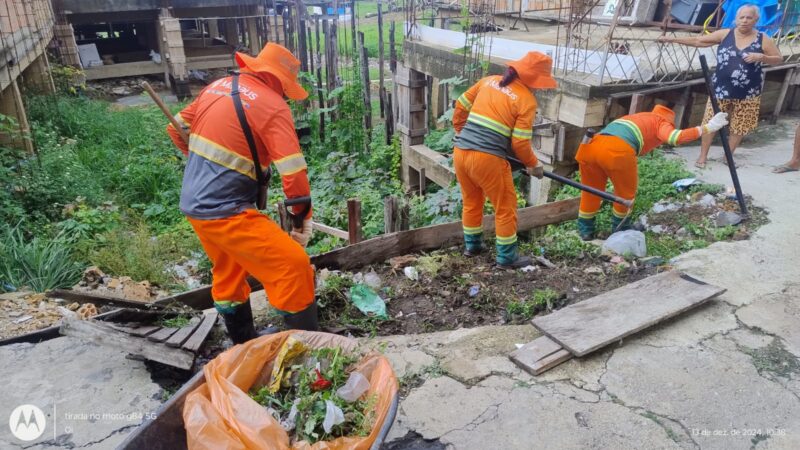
[[363, 271, 382, 290], [403, 266, 419, 281], [468, 285, 480, 297], [323, 400, 346, 433], [336, 372, 371, 402], [349, 284, 388, 319], [520, 265, 537, 273], [672, 178, 699, 191], [602, 230, 647, 258]]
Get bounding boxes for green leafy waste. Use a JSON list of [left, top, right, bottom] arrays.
[[249, 347, 376, 445]]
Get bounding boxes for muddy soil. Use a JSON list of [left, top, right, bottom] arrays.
[[316, 246, 659, 337]]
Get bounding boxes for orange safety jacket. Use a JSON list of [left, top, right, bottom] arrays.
[[452, 75, 539, 167], [167, 73, 311, 220], [599, 111, 703, 156]]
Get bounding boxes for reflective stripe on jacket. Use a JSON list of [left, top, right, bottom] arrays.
[[452, 76, 538, 167], [167, 74, 311, 220], [599, 112, 703, 156]]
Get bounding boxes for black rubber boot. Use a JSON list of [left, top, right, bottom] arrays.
[[283, 302, 319, 331], [221, 301, 258, 344], [497, 255, 533, 270]]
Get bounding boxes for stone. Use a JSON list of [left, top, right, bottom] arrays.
[[698, 193, 717, 207], [602, 230, 647, 257], [715, 211, 743, 227], [651, 202, 680, 214], [638, 214, 649, 229], [650, 224, 666, 234]]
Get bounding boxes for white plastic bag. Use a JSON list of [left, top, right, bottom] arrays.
[[336, 372, 371, 402], [323, 400, 345, 433]]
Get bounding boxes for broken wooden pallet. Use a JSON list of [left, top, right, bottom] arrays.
[[60, 309, 218, 370], [510, 271, 726, 375]]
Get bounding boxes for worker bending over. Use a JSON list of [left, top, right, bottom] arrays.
[[576, 104, 728, 240], [453, 52, 556, 269], [167, 43, 317, 344]]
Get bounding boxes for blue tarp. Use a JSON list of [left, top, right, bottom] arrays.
[[720, 0, 783, 34]]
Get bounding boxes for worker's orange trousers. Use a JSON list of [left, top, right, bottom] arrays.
[[454, 147, 518, 245], [187, 209, 315, 313], [575, 134, 638, 219]]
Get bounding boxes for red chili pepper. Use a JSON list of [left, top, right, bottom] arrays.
[[310, 368, 332, 391]]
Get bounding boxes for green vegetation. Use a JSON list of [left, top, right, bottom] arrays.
[[506, 288, 560, 320], [160, 314, 192, 328]]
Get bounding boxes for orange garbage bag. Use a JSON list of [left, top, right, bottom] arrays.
[[183, 330, 399, 450]]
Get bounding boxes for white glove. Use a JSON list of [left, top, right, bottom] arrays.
[[291, 219, 313, 248], [704, 112, 729, 133]]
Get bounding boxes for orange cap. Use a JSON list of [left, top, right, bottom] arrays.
[[652, 104, 675, 122], [507, 51, 558, 89], [235, 43, 308, 100]]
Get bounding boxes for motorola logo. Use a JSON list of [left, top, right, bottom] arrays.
[[8, 404, 46, 441]]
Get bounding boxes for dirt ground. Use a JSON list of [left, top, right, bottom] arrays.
[[313, 246, 660, 337]]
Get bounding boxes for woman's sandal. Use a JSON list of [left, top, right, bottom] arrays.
[[694, 160, 706, 169], [772, 164, 800, 174]]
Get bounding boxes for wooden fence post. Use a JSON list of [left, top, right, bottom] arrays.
[[347, 199, 363, 244]]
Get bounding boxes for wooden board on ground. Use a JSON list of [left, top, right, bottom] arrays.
[[165, 317, 202, 348], [60, 318, 196, 370], [532, 271, 726, 357], [509, 335, 573, 375], [48, 289, 162, 310], [181, 312, 218, 353]]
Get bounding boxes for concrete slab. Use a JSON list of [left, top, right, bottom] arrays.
[[0, 337, 162, 449], [601, 337, 800, 450], [736, 286, 800, 357]]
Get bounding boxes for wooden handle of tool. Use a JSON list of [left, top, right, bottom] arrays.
[[142, 81, 189, 143]]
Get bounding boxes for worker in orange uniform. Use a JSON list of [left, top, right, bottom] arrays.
[[452, 51, 557, 269], [166, 43, 318, 344], [576, 104, 729, 240]]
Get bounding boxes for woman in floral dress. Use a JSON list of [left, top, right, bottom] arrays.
[[660, 4, 782, 168]]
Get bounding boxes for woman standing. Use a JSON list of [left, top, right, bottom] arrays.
[[452, 52, 557, 269], [660, 4, 782, 168]]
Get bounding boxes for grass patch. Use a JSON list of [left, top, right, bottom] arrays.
[[0, 224, 83, 292]]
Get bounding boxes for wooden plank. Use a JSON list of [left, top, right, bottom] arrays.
[[48, 289, 163, 310], [313, 197, 579, 271], [181, 312, 218, 352], [312, 221, 349, 240], [129, 326, 161, 338], [0, 309, 120, 347], [164, 317, 202, 348], [509, 335, 574, 376], [147, 327, 179, 343], [60, 318, 195, 370], [532, 272, 726, 357]]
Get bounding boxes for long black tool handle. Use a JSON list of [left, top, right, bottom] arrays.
[[543, 170, 633, 207], [508, 156, 632, 207], [699, 55, 748, 216]]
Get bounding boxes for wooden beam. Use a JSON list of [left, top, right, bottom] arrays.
[[772, 67, 795, 124], [403, 144, 456, 188], [313, 197, 579, 270], [47, 289, 164, 310], [347, 198, 363, 244], [60, 318, 195, 370], [312, 221, 349, 240]]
